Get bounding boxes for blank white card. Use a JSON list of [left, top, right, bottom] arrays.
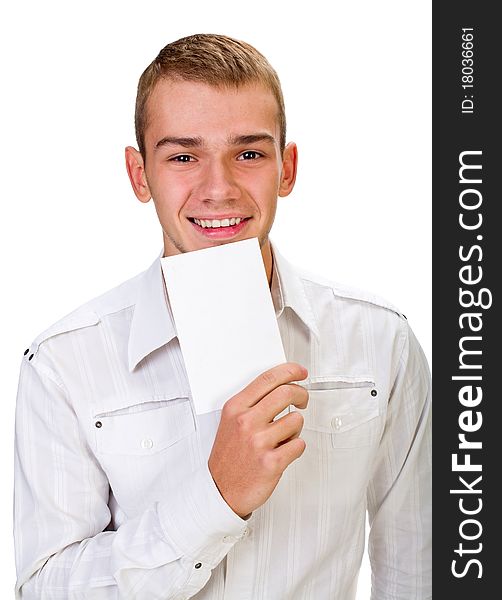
[[161, 238, 286, 414]]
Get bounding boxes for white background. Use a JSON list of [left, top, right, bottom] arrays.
[[0, 1, 431, 597]]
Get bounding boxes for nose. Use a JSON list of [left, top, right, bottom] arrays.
[[197, 158, 241, 203]]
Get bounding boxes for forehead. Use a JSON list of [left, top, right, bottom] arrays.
[[145, 78, 280, 141]]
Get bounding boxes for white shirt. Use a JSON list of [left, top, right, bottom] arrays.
[[14, 244, 431, 599]]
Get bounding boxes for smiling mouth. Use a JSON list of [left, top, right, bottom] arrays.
[[188, 217, 251, 229], [187, 216, 252, 239]]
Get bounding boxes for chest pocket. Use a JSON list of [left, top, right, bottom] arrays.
[[298, 381, 381, 449], [93, 396, 196, 456]]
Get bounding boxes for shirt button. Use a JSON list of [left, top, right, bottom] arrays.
[[28, 354, 34, 361], [23, 348, 29, 356], [371, 389, 378, 397], [194, 562, 202, 569], [95, 421, 102, 428], [141, 438, 154, 450], [332, 416, 343, 431]]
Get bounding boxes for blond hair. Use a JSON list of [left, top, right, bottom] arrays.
[[135, 34, 286, 159]]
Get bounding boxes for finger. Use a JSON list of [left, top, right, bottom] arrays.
[[270, 437, 307, 473], [262, 411, 305, 448], [254, 384, 309, 423], [276, 429, 301, 446], [234, 362, 308, 409]]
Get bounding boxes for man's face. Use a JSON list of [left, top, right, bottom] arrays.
[[126, 78, 297, 277]]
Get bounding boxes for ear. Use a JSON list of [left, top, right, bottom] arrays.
[[278, 142, 298, 197], [125, 146, 151, 203]]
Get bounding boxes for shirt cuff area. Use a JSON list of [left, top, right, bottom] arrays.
[[157, 463, 249, 569]]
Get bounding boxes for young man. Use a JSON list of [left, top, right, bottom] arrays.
[[14, 34, 431, 599]]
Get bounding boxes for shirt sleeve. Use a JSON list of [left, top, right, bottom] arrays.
[[366, 321, 432, 600], [14, 357, 248, 599]]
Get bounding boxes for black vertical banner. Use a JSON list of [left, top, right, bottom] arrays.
[[434, 2, 500, 597]]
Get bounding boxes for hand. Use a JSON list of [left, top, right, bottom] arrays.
[[208, 362, 308, 518]]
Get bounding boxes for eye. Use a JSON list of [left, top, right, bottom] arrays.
[[170, 155, 195, 163], [238, 150, 263, 161]]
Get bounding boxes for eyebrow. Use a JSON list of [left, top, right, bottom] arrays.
[[155, 136, 203, 149], [228, 133, 276, 146], [154, 133, 276, 150]]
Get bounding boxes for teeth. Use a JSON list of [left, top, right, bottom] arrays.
[[193, 217, 245, 228]]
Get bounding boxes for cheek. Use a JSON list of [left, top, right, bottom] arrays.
[[148, 174, 190, 212], [246, 164, 281, 193], [252, 170, 281, 209]]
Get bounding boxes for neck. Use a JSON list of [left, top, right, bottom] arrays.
[[260, 240, 273, 288]]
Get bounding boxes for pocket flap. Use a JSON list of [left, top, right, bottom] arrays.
[[94, 397, 195, 455], [296, 383, 379, 434]]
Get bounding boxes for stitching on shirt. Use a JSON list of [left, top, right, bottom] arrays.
[[27, 360, 67, 392], [33, 314, 101, 351], [389, 318, 410, 396], [301, 276, 404, 318]]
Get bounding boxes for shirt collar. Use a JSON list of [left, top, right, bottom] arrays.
[[270, 242, 320, 340], [128, 251, 177, 371], [128, 242, 320, 371]]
